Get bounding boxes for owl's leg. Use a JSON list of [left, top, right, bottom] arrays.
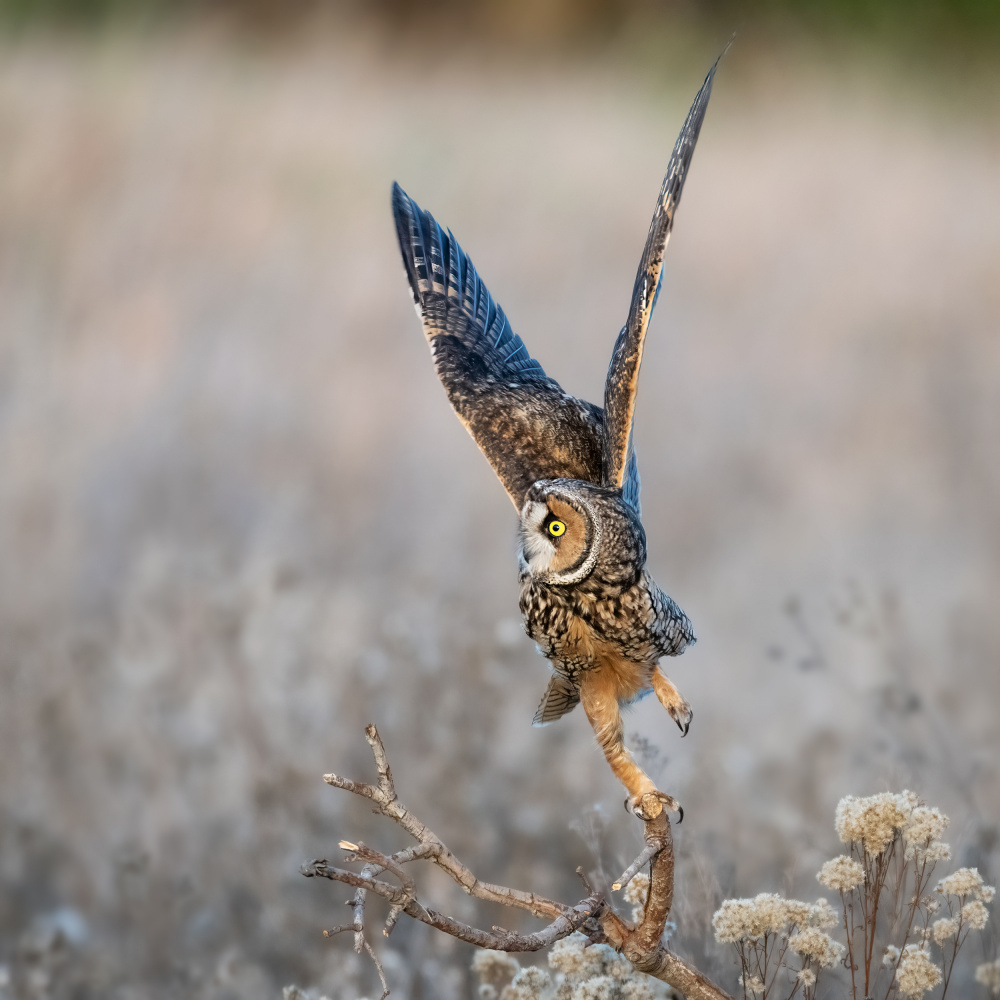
[[577, 669, 680, 822], [652, 666, 693, 736]]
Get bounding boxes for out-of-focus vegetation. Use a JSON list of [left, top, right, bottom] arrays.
[[0, 5, 997, 999]]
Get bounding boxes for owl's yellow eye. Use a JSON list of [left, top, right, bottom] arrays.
[[547, 519, 566, 537]]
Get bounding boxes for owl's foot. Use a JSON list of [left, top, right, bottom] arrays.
[[625, 789, 683, 823], [652, 668, 692, 737], [670, 702, 693, 737]]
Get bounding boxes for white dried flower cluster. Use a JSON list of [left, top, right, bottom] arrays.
[[474, 950, 523, 990], [835, 791, 917, 856], [796, 968, 816, 987], [622, 874, 650, 907], [931, 917, 958, 944], [573, 976, 618, 1000], [895, 945, 942, 999], [787, 927, 845, 968], [913, 840, 951, 863], [817, 855, 865, 891], [548, 935, 632, 982], [936, 866, 994, 900], [962, 899, 990, 931], [883, 945, 901, 967], [711, 893, 830, 943], [623, 874, 650, 923], [466, 933, 668, 1000], [507, 968, 554, 999], [903, 806, 950, 860], [738, 974, 764, 995], [807, 898, 839, 930], [618, 982, 656, 1000], [976, 959, 1000, 994]]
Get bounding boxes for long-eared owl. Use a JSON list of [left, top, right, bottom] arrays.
[[391, 62, 720, 821]]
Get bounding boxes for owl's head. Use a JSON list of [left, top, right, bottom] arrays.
[[518, 479, 645, 587]]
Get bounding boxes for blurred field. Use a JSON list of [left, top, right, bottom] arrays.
[[0, 15, 998, 1000]]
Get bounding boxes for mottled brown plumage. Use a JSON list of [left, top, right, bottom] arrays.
[[391, 61, 719, 819]]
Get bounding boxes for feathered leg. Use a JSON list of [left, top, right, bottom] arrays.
[[652, 666, 692, 736], [577, 668, 680, 821]]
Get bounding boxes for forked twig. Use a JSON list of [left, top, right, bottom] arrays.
[[303, 724, 733, 1000]]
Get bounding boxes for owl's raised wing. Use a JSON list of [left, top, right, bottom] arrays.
[[393, 182, 606, 508], [601, 57, 720, 490]]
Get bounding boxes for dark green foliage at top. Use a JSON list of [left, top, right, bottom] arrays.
[[2, 0, 999, 51]]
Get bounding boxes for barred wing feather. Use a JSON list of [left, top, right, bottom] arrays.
[[393, 182, 608, 508]]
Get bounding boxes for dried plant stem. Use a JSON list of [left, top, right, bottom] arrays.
[[860, 840, 897, 995], [304, 724, 734, 1000], [939, 902, 967, 1000], [841, 890, 858, 1000], [882, 854, 932, 1000]]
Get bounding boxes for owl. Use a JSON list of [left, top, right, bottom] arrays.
[[391, 63, 718, 821]]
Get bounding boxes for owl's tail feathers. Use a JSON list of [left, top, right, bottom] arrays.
[[532, 673, 581, 727]]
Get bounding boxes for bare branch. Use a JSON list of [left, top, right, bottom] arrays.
[[307, 725, 734, 1000], [324, 738, 570, 921], [304, 857, 599, 951], [613, 843, 660, 892]]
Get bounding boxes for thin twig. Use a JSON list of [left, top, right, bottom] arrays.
[[363, 937, 390, 1000], [613, 843, 659, 892]]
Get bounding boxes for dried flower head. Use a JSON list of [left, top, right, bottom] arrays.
[[573, 975, 616, 1000], [479, 986, 498, 1000], [936, 867, 985, 898], [835, 791, 915, 856], [962, 899, 990, 931], [623, 874, 650, 907], [547, 934, 630, 982], [787, 927, 845, 968], [618, 981, 656, 1000], [976, 959, 1000, 994], [738, 974, 764, 995], [711, 893, 813, 943], [883, 945, 901, 967], [911, 840, 952, 864], [896, 946, 942, 999], [903, 806, 950, 858], [623, 874, 650, 923], [505, 966, 553, 1000], [808, 898, 838, 930], [931, 917, 958, 944], [474, 950, 521, 990], [817, 855, 864, 891], [983, 885, 997, 904], [796, 968, 817, 987]]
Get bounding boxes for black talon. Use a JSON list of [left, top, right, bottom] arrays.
[[680, 708, 693, 737]]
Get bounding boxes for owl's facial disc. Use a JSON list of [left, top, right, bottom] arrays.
[[518, 490, 597, 583]]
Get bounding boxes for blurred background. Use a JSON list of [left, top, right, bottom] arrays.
[[0, 1, 998, 997]]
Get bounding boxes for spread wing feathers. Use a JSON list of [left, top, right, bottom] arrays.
[[392, 181, 545, 380], [621, 446, 641, 516], [601, 57, 720, 489], [532, 672, 581, 726], [393, 182, 606, 508]]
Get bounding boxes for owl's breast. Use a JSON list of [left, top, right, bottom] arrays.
[[519, 576, 657, 672]]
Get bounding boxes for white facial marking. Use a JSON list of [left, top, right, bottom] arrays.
[[519, 500, 555, 574]]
